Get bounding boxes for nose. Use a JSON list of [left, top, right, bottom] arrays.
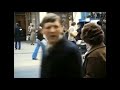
[[49, 27, 56, 32]]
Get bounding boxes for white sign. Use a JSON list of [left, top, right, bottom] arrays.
[[90, 20, 99, 24], [85, 18, 90, 22]]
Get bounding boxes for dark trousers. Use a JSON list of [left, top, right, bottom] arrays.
[[15, 40, 21, 49]]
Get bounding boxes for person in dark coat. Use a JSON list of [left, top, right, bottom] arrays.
[[14, 23, 22, 50], [40, 13, 82, 78], [102, 20, 106, 45], [75, 22, 82, 41], [81, 23, 106, 78], [97, 20, 106, 45]]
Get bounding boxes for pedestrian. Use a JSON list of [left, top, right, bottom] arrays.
[[40, 13, 82, 78], [14, 23, 22, 50], [30, 25, 36, 45], [68, 22, 77, 44], [97, 20, 106, 45], [75, 22, 82, 41], [32, 24, 46, 60], [102, 20, 106, 45], [27, 23, 32, 41], [81, 23, 106, 78]]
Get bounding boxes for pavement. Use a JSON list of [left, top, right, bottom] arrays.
[[14, 41, 42, 78], [14, 41, 86, 78]]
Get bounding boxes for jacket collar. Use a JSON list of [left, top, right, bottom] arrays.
[[85, 43, 106, 57]]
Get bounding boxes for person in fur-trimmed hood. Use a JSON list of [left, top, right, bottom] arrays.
[[81, 23, 106, 78]]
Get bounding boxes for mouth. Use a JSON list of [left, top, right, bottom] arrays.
[[49, 35, 57, 38], [47, 35, 59, 44]]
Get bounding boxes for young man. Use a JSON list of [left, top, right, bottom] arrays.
[[40, 13, 82, 78], [32, 24, 46, 60]]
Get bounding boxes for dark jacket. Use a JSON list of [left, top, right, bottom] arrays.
[[37, 30, 44, 41], [102, 24, 106, 45], [14, 26, 21, 41], [97, 21, 106, 45], [82, 43, 106, 78], [41, 37, 82, 78], [75, 27, 82, 41]]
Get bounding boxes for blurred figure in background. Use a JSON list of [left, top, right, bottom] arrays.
[[27, 23, 32, 41], [102, 20, 106, 45], [97, 19, 106, 45], [75, 22, 82, 41], [68, 22, 77, 44], [30, 25, 36, 45], [14, 23, 22, 50]]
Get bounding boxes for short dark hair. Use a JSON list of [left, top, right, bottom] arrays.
[[39, 23, 42, 26], [16, 23, 19, 26], [41, 13, 62, 27], [97, 21, 102, 26], [77, 22, 80, 25], [71, 22, 76, 26], [81, 23, 104, 45]]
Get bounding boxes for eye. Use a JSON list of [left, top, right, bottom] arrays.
[[54, 25, 58, 29], [46, 26, 51, 29]]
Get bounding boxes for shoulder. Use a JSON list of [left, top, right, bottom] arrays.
[[89, 47, 106, 56], [64, 40, 79, 53], [55, 38, 79, 53], [87, 47, 106, 62]]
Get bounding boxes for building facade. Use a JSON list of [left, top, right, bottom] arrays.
[[14, 12, 40, 41], [14, 12, 74, 41]]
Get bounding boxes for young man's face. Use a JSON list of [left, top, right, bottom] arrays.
[[42, 20, 63, 45]]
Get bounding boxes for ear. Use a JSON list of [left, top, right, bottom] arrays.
[[41, 29, 44, 34], [41, 30, 43, 33]]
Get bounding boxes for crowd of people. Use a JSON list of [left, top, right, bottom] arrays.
[[40, 13, 106, 78], [14, 13, 106, 78], [88, 12, 106, 19]]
